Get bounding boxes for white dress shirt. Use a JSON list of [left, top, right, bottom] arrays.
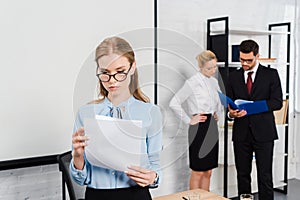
[[169, 72, 222, 124], [243, 61, 259, 84]]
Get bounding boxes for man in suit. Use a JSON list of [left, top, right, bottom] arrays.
[[227, 39, 283, 200]]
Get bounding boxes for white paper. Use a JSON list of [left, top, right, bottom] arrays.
[[234, 99, 253, 106], [84, 115, 146, 172]]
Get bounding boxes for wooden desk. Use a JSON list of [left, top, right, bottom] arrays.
[[153, 189, 229, 200]]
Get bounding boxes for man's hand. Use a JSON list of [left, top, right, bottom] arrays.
[[228, 104, 247, 118]]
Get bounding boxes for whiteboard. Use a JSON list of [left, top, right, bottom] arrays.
[[0, 0, 154, 161]]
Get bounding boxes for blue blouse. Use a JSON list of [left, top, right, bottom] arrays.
[[69, 96, 163, 189]]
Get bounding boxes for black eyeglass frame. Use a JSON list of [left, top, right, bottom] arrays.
[[96, 65, 132, 82], [239, 58, 255, 64]]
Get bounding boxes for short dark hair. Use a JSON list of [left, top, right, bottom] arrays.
[[239, 39, 259, 56]]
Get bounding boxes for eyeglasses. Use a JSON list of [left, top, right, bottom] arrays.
[[239, 58, 254, 64], [96, 65, 132, 82]]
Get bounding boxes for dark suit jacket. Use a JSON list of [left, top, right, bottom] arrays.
[[227, 64, 283, 142]]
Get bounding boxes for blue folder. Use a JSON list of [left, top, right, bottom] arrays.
[[218, 91, 269, 116]]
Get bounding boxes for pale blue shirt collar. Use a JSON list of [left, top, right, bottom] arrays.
[[102, 95, 135, 107], [102, 96, 135, 118]]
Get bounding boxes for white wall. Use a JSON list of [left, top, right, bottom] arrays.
[[158, 0, 299, 196], [294, 0, 300, 180], [0, 0, 154, 161]]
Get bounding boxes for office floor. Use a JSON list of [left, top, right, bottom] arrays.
[[230, 179, 300, 200], [273, 180, 300, 200]]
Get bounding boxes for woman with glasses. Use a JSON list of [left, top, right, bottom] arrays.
[[70, 36, 162, 200], [169, 50, 222, 191]]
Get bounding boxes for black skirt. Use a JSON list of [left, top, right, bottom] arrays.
[[85, 186, 152, 200], [188, 114, 219, 171]]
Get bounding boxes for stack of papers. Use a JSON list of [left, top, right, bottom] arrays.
[[84, 115, 146, 171]]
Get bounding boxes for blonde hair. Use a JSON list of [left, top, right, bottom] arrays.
[[91, 36, 149, 104], [196, 50, 217, 68]]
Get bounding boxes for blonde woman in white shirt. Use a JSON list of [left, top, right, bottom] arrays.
[[169, 50, 222, 191]]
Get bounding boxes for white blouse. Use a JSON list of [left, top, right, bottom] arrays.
[[169, 72, 222, 124]]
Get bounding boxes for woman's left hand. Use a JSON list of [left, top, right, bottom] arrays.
[[125, 166, 157, 187]]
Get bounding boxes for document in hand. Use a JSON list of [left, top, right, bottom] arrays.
[[218, 91, 269, 116], [84, 115, 147, 172]]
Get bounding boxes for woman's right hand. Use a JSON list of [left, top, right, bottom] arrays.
[[190, 114, 207, 125], [72, 127, 89, 170]]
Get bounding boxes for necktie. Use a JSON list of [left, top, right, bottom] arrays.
[[247, 71, 254, 95]]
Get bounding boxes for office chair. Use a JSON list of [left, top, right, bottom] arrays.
[[57, 151, 86, 200]]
